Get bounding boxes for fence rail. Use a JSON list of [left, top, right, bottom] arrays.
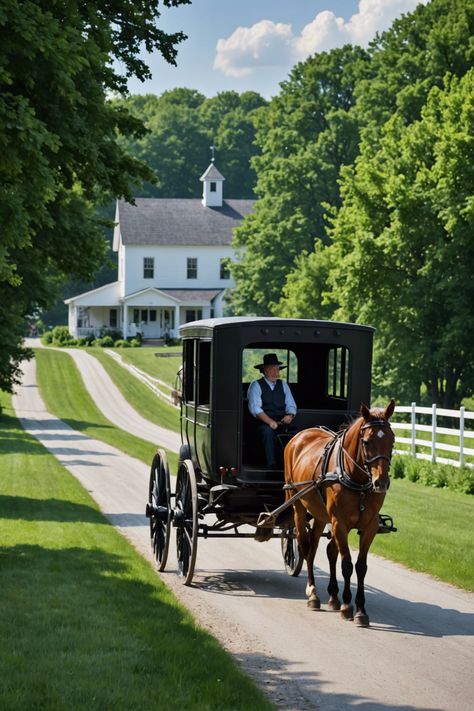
[[393, 403, 474, 468]]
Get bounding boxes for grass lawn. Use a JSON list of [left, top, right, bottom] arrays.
[[0, 391, 272, 710], [354, 478, 474, 591], [34, 348, 178, 473], [112, 346, 182, 387], [89, 348, 180, 433]]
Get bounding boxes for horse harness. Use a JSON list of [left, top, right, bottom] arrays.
[[284, 419, 393, 513]]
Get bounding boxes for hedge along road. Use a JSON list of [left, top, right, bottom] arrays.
[[13, 348, 474, 711]]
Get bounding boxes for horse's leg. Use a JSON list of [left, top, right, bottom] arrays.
[[326, 536, 341, 611], [293, 502, 321, 610], [305, 518, 326, 610], [354, 522, 378, 627], [333, 522, 354, 620]]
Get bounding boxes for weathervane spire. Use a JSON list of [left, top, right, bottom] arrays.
[[210, 142, 216, 163]]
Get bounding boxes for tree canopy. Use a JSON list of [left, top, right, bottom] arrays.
[[0, 0, 190, 390], [232, 0, 474, 407], [117, 89, 266, 199]]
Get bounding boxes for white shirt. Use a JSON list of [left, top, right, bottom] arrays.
[[247, 376, 297, 418]]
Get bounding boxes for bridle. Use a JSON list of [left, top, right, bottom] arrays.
[[337, 418, 394, 491]]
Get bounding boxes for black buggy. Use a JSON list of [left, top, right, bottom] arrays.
[[145, 317, 380, 585]]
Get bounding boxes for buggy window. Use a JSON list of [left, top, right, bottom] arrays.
[[242, 348, 297, 383], [197, 341, 211, 406], [327, 346, 349, 399], [183, 339, 195, 402]]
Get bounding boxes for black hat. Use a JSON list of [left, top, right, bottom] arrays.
[[255, 353, 286, 371]]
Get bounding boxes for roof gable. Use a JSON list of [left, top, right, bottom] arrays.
[[116, 198, 255, 248]]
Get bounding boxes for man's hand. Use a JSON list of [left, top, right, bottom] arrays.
[[281, 414, 294, 425]]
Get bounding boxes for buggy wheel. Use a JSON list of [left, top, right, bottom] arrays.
[[147, 449, 171, 571], [281, 526, 303, 577], [174, 459, 198, 586]]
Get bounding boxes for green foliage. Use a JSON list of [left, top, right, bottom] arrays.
[[51, 326, 73, 345], [114, 339, 131, 348], [231, 45, 370, 314], [391, 455, 474, 494], [0, 0, 189, 391], [117, 89, 266, 199], [97, 335, 114, 347]]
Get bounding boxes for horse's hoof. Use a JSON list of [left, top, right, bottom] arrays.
[[307, 597, 321, 610], [327, 598, 341, 611], [340, 604, 354, 620], [355, 613, 370, 627]]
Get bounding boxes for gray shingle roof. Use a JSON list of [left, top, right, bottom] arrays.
[[117, 198, 255, 246]]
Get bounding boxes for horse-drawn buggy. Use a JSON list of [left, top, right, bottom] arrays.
[[146, 317, 396, 626]]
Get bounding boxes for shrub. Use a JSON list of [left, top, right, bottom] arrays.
[[97, 336, 114, 347], [391, 455, 406, 479], [52, 326, 72, 345], [390, 454, 474, 494], [41, 331, 53, 345], [130, 338, 141, 348], [114, 339, 131, 348]]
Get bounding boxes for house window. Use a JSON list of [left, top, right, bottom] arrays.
[[109, 309, 118, 328], [141, 310, 148, 323], [210, 182, 216, 193], [133, 309, 139, 323], [187, 257, 198, 279], [149, 310, 157, 322], [143, 257, 154, 279], [185, 309, 202, 323], [220, 258, 231, 280]]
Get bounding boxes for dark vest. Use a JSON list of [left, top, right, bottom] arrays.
[[259, 378, 286, 420]]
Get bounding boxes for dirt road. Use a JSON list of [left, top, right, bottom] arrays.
[[12, 353, 474, 710]]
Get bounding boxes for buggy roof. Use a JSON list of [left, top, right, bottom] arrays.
[[179, 316, 374, 338]]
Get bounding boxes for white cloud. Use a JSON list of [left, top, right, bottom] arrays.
[[213, 20, 293, 78], [214, 1, 429, 77]]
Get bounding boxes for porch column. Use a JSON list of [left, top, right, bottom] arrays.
[[123, 303, 128, 339], [174, 305, 180, 338]]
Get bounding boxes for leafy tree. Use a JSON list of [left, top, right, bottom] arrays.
[[326, 71, 474, 408], [355, 0, 474, 128], [230, 45, 370, 314], [117, 89, 266, 199], [0, 0, 189, 390]]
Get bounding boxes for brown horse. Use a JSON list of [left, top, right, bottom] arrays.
[[284, 400, 395, 627]]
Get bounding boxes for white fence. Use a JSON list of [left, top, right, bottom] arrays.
[[392, 403, 474, 468]]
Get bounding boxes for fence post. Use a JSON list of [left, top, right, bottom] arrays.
[[431, 404, 437, 463], [460, 406, 465, 468], [411, 402, 416, 458]]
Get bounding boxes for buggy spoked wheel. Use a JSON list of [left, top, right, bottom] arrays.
[[281, 525, 303, 577], [146, 449, 171, 571], [174, 459, 198, 586]]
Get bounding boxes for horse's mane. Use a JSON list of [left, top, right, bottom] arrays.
[[338, 415, 363, 433]]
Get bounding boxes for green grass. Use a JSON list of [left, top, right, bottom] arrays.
[[112, 346, 182, 387], [353, 478, 474, 591], [89, 348, 180, 433], [34, 349, 178, 472], [0, 391, 272, 710]]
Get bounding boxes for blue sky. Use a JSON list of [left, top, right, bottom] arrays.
[[125, 1, 428, 99]]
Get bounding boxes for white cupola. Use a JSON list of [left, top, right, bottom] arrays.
[[200, 162, 225, 208]]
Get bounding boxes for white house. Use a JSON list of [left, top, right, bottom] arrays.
[[66, 163, 255, 340]]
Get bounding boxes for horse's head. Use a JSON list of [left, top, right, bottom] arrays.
[[359, 399, 395, 493]]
